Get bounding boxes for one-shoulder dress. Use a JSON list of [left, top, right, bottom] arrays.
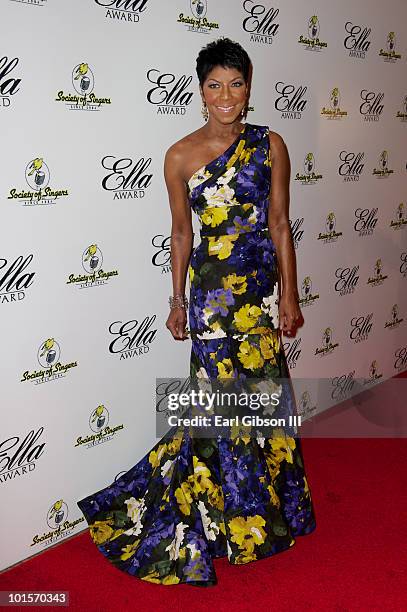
[[77, 122, 316, 586]]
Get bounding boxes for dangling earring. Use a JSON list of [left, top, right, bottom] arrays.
[[241, 100, 249, 119], [201, 100, 208, 121]]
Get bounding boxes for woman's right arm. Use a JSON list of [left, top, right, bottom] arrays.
[[163, 144, 194, 340]]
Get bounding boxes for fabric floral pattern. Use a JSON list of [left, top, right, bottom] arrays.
[[187, 124, 278, 341], [77, 122, 316, 587]]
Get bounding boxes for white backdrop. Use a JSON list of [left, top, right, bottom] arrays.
[[1, 0, 406, 572]]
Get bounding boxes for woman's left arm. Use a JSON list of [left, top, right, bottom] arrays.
[[267, 130, 302, 334]]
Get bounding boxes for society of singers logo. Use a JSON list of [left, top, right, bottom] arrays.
[[295, 153, 323, 185], [74, 405, 124, 450], [298, 276, 320, 308], [298, 16, 327, 51], [55, 63, 112, 111], [379, 32, 401, 62], [30, 500, 84, 548], [7, 157, 69, 206], [66, 245, 119, 289], [20, 338, 78, 385], [321, 88, 348, 119], [317, 213, 343, 244], [314, 327, 339, 357], [177, 0, 219, 34], [372, 151, 394, 178], [366, 259, 388, 287]]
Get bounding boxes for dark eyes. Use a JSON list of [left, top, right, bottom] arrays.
[[208, 81, 243, 88]]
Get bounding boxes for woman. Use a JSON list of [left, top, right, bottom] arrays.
[[77, 37, 316, 587]]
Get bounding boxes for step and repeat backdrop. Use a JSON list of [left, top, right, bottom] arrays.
[[1, 0, 406, 572]]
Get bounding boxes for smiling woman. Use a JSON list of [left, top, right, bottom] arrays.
[[77, 36, 316, 587]]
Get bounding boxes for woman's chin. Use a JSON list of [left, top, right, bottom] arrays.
[[211, 110, 244, 125]]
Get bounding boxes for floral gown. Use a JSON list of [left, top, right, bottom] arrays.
[[77, 122, 316, 586]]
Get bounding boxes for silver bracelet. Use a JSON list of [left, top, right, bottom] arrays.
[[169, 294, 189, 309]]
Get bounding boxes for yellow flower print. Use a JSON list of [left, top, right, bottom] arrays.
[[264, 453, 280, 480], [230, 422, 252, 445], [188, 456, 213, 496], [141, 570, 161, 584], [189, 168, 212, 191], [162, 574, 181, 585], [226, 139, 246, 169], [110, 528, 126, 542], [235, 550, 258, 564], [188, 264, 194, 283], [259, 332, 279, 362], [237, 340, 264, 370], [207, 484, 225, 512], [234, 304, 262, 332], [210, 320, 224, 334], [148, 443, 167, 468], [226, 140, 257, 170], [228, 515, 267, 553], [217, 358, 234, 378], [90, 519, 114, 545], [264, 149, 272, 168], [268, 483, 281, 508], [233, 215, 256, 233], [208, 234, 238, 260], [242, 147, 256, 165], [141, 569, 181, 585], [201, 205, 228, 228], [167, 435, 182, 456], [175, 481, 194, 515], [206, 293, 232, 318], [222, 273, 247, 295], [268, 431, 296, 464], [120, 539, 140, 561]]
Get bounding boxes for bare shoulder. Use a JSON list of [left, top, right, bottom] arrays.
[[268, 130, 290, 168], [165, 127, 205, 173], [268, 129, 288, 153]]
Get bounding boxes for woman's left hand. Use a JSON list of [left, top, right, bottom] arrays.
[[278, 292, 303, 336]]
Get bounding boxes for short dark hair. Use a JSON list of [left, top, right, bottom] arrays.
[[196, 37, 252, 87]]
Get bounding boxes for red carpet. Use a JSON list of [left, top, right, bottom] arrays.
[[1, 433, 406, 611]]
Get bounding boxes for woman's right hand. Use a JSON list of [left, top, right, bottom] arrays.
[[166, 307, 189, 340]]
